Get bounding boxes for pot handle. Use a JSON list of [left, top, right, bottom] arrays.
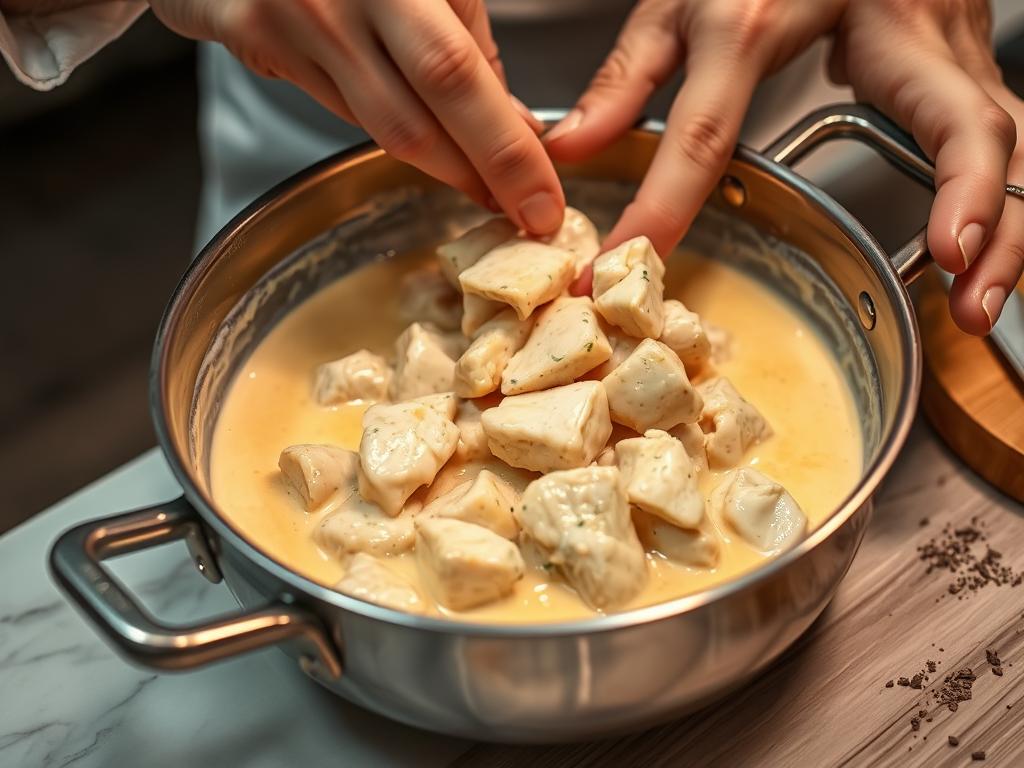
[[49, 497, 341, 679], [763, 102, 935, 284]]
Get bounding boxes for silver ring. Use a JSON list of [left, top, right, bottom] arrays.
[[1007, 183, 1024, 201]]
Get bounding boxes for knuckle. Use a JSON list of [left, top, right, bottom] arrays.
[[482, 132, 536, 179], [413, 36, 479, 95], [977, 103, 1017, 153], [375, 116, 436, 161], [671, 114, 735, 174], [590, 48, 632, 93]]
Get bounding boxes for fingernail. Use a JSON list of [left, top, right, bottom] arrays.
[[982, 285, 1007, 329], [518, 191, 562, 234], [544, 109, 583, 143], [957, 222, 986, 270]]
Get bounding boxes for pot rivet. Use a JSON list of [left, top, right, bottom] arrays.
[[720, 176, 746, 208], [858, 291, 877, 330], [299, 654, 317, 677], [195, 556, 206, 574]]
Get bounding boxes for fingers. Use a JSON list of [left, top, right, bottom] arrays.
[[949, 195, 1024, 334], [604, 47, 761, 257], [296, 7, 493, 208], [544, 1, 682, 162], [370, 0, 564, 234], [449, 0, 543, 134]]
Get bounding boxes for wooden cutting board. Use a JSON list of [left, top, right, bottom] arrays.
[[919, 269, 1024, 502]]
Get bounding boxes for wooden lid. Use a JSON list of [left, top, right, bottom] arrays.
[[919, 269, 1024, 502]]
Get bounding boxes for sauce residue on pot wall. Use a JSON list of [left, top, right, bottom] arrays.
[[209, 250, 863, 623]]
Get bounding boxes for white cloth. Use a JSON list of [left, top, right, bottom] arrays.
[[0, 1, 145, 90]]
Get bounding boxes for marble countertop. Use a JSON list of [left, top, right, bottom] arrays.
[[5, 422, 1024, 767], [0, 451, 471, 768]]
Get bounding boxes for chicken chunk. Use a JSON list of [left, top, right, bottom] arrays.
[[459, 238, 576, 321], [437, 216, 518, 288], [546, 206, 600, 277], [336, 553, 427, 614], [710, 468, 807, 553], [399, 266, 462, 332], [454, 308, 534, 398], [278, 444, 359, 511], [391, 322, 456, 401], [419, 469, 519, 539], [669, 422, 709, 473], [615, 429, 704, 529], [501, 297, 612, 395], [518, 466, 647, 610], [585, 325, 640, 381], [452, 396, 492, 462], [660, 300, 711, 371], [315, 493, 416, 558], [481, 380, 612, 472], [313, 350, 392, 406], [461, 292, 505, 337], [602, 338, 703, 432], [358, 393, 460, 515], [705, 321, 733, 365], [633, 511, 720, 568], [592, 236, 666, 338], [415, 518, 525, 610], [697, 377, 772, 469]]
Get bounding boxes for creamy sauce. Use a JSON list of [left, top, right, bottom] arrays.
[[210, 250, 862, 623]]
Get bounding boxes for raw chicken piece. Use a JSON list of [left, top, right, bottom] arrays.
[[315, 493, 416, 558], [313, 350, 392, 405], [518, 466, 647, 610], [668, 422, 709, 473], [278, 444, 359, 511], [501, 296, 612, 395], [358, 393, 460, 515], [660, 300, 711, 371], [481, 381, 612, 472], [415, 518, 525, 610], [391, 322, 456, 401], [594, 446, 617, 467], [705, 321, 733, 365], [585, 324, 640, 381], [453, 396, 493, 462], [337, 553, 427, 614], [454, 308, 535, 398], [602, 338, 703, 432], [437, 216, 518, 288], [459, 238, 576, 321], [592, 236, 666, 338], [615, 429, 703, 529], [419, 469, 519, 539], [633, 510, 721, 568], [546, 206, 600, 277], [697, 377, 772, 469], [461, 292, 505, 337], [710, 467, 807, 553], [399, 266, 462, 332]]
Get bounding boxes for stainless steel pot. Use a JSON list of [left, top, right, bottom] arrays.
[[50, 104, 934, 742]]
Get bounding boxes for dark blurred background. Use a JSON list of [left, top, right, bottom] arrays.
[[0, 15, 199, 531], [0, 14, 1022, 534]]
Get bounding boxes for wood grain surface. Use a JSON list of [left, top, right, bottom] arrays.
[[920, 270, 1024, 502], [453, 422, 1024, 767]]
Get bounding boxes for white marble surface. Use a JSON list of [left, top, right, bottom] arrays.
[[0, 450, 471, 768]]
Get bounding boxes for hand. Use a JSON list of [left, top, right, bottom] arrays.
[[546, 0, 846, 286], [149, 0, 565, 235], [830, 0, 1023, 334]]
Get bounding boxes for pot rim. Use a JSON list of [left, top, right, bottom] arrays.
[[151, 131, 921, 638]]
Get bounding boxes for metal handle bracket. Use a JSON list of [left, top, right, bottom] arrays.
[[49, 498, 341, 678]]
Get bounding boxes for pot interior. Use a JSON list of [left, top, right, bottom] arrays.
[[155, 134, 916, 581]]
